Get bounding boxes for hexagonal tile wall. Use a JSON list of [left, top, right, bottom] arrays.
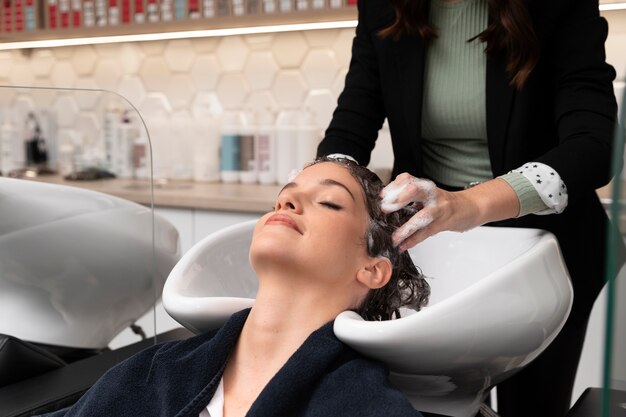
[[332, 28, 355, 69], [140, 41, 167, 56], [31, 50, 56, 78], [117, 76, 148, 109], [191, 37, 220, 53], [190, 55, 222, 92], [49, 61, 77, 88], [28, 81, 58, 108], [304, 89, 337, 129], [73, 78, 102, 110], [244, 51, 278, 90], [245, 34, 274, 51], [216, 72, 250, 109], [93, 59, 122, 92], [302, 49, 338, 90], [272, 32, 308, 68], [272, 70, 308, 108], [139, 56, 171, 92], [303, 29, 340, 48], [216, 37, 249, 72], [139, 93, 173, 119], [0, 52, 13, 79], [191, 91, 222, 119], [164, 74, 196, 109], [9, 62, 36, 87], [118, 44, 145, 75], [164, 39, 196, 73], [71, 46, 98, 77], [245, 90, 278, 114]]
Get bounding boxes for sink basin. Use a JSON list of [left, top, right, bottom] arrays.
[[163, 220, 572, 417], [0, 178, 181, 349]]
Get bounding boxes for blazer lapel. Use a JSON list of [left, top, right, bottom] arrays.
[[486, 52, 516, 176], [392, 34, 427, 173]]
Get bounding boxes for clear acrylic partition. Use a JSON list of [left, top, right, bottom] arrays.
[[0, 85, 181, 360], [603, 84, 626, 417]]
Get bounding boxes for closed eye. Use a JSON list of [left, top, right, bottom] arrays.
[[320, 201, 343, 210]]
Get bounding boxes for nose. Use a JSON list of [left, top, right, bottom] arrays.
[[275, 191, 302, 213]]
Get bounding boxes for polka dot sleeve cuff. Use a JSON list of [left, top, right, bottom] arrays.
[[500, 162, 569, 216]]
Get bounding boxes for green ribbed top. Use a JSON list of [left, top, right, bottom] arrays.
[[421, 0, 546, 216]]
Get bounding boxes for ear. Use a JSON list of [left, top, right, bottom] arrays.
[[356, 257, 393, 290]]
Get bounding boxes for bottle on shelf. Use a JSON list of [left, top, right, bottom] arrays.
[[193, 115, 220, 183], [295, 0, 308, 11], [0, 112, 18, 176], [256, 108, 277, 185], [219, 110, 244, 183], [311, 0, 325, 9], [263, 0, 276, 14], [239, 109, 257, 184], [116, 110, 136, 178], [275, 109, 299, 184], [279, 0, 292, 13]]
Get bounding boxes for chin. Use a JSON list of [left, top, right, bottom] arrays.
[[249, 234, 297, 272]]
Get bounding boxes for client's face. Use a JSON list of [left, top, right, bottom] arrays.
[[250, 162, 371, 289]]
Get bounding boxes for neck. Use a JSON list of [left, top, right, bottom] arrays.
[[232, 269, 363, 369]]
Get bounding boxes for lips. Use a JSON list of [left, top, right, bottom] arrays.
[[265, 213, 302, 234]]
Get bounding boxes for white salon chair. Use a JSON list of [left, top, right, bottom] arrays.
[[0, 178, 180, 350], [163, 219, 573, 417]]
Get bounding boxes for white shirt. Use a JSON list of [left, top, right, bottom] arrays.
[[199, 377, 224, 417]]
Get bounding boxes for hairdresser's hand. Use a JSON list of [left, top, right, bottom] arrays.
[[380, 173, 520, 251]]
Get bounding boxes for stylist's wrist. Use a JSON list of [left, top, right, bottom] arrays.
[[460, 178, 520, 226]]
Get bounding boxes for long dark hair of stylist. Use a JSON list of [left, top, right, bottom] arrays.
[[379, 0, 540, 90]]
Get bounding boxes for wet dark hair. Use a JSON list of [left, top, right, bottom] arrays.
[[307, 156, 430, 321]]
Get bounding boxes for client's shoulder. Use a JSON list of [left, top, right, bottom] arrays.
[[307, 328, 422, 417]]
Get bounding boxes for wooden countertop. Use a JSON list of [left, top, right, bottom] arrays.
[[27, 175, 282, 213]]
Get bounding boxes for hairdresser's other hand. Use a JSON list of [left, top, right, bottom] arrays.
[[380, 173, 520, 251]]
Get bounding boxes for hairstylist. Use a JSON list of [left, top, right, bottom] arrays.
[[317, 0, 619, 416]]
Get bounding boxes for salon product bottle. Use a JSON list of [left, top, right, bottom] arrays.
[[275, 109, 299, 183], [239, 110, 257, 184], [220, 111, 242, 183], [329, 0, 341, 8], [232, 0, 244, 15], [295, 0, 308, 11], [295, 109, 319, 169], [279, 0, 292, 12], [57, 139, 76, 177], [256, 109, 277, 185], [193, 116, 221, 183], [116, 111, 135, 178], [132, 131, 148, 179], [311, 0, 324, 9], [217, 0, 228, 15], [202, 0, 215, 17], [263, 0, 276, 14], [0, 115, 18, 176], [103, 105, 119, 174], [24, 112, 49, 167]]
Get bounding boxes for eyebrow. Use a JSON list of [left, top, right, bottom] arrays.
[[278, 178, 356, 201]]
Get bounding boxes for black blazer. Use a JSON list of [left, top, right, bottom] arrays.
[[318, 0, 619, 319]]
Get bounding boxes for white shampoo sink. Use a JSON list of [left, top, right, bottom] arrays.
[[163, 220, 572, 417], [0, 178, 180, 349]]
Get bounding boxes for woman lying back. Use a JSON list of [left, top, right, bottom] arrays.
[[39, 156, 430, 417]]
